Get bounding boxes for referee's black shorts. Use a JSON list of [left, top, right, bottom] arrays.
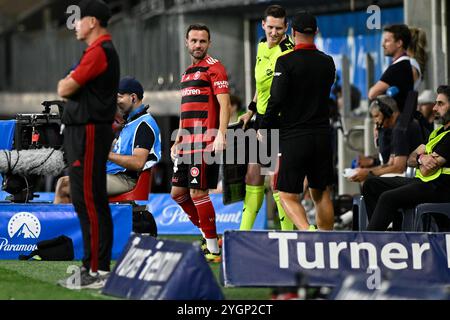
[[251, 113, 280, 167], [276, 133, 333, 194]]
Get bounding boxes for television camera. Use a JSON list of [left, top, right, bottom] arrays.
[[1, 101, 66, 202]]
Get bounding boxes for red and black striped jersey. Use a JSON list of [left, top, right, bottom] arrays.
[[179, 55, 229, 154]]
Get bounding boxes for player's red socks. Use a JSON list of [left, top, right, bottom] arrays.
[[192, 194, 217, 239], [173, 193, 200, 227]]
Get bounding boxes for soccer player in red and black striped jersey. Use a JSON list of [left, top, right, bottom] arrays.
[[170, 24, 231, 263]]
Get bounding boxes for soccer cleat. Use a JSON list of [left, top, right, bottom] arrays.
[[308, 225, 318, 231], [200, 236, 222, 253], [200, 237, 207, 252], [204, 249, 221, 263]]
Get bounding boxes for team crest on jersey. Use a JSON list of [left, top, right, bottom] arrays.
[[190, 167, 200, 177], [193, 71, 201, 80], [266, 69, 273, 76]]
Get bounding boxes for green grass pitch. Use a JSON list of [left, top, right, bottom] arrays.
[[0, 235, 271, 300]]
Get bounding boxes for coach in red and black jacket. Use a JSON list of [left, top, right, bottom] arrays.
[[57, 0, 119, 289]]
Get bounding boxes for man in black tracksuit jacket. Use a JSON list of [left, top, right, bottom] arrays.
[[57, 0, 119, 289], [260, 11, 336, 231]]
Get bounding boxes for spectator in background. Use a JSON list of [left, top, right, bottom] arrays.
[[229, 95, 245, 123], [417, 89, 437, 133], [368, 24, 413, 112], [362, 85, 450, 231], [330, 72, 362, 115], [348, 95, 425, 183], [407, 27, 428, 91]]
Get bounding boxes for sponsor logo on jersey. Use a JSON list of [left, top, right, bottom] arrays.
[[181, 88, 201, 96], [213, 81, 229, 89]]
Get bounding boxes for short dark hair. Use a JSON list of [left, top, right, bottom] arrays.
[[186, 24, 210, 40], [437, 85, 450, 101], [370, 95, 398, 115], [383, 24, 411, 50], [264, 5, 287, 24]]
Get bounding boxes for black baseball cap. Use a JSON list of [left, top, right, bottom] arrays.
[[291, 11, 317, 34], [78, 0, 111, 26], [118, 77, 144, 100]]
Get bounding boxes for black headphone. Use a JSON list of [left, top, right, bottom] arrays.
[[376, 98, 394, 118]]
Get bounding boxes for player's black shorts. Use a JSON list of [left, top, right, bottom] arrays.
[[171, 154, 219, 190], [276, 133, 333, 193]]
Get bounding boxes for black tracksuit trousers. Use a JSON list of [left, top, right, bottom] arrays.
[[362, 176, 450, 231], [64, 123, 114, 272]]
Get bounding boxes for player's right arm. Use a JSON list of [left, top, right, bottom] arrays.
[[171, 119, 182, 161]]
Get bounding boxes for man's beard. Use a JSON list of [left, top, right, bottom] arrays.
[[435, 110, 450, 125], [118, 104, 132, 118], [383, 49, 393, 57], [190, 49, 206, 60]]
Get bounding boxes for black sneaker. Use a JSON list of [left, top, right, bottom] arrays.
[[58, 267, 106, 290], [97, 271, 111, 282]]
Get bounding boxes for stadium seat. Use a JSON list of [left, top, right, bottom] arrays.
[[413, 203, 450, 231], [352, 195, 368, 231], [399, 208, 415, 231], [108, 168, 152, 202], [353, 195, 418, 231]]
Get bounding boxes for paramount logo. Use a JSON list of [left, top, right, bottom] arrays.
[[12, 223, 37, 239], [8, 212, 41, 239], [158, 205, 241, 226], [0, 238, 37, 252], [0, 212, 41, 253]]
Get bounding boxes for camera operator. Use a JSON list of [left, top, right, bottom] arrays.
[[54, 77, 161, 203]]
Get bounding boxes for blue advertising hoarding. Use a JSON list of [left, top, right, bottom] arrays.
[[330, 274, 450, 300], [103, 234, 224, 300], [0, 193, 267, 240], [146, 193, 267, 234], [222, 230, 450, 287], [0, 204, 132, 260]]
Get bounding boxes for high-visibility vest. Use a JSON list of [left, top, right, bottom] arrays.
[[415, 125, 450, 182]]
